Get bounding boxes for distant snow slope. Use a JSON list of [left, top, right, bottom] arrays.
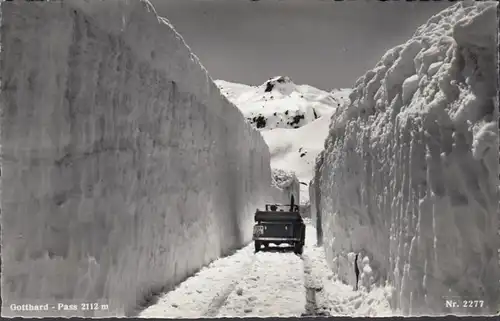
[[216, 78, 351, 203], [1, 0, 282, 316], [311, 0, 499, 316]]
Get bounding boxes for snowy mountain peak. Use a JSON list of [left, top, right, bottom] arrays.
[[215, 79, 351, 130], [216, 78, 352, 203], [263, 76, 295, 95]]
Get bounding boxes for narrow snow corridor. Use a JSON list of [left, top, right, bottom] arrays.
[[139, 223, 393, 318], [3, 0, 497, 318]]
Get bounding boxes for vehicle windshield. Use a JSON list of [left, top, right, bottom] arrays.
[[267, 204, 298, 212]]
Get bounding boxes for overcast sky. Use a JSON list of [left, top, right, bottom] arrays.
[[150, 0, 453, 91]]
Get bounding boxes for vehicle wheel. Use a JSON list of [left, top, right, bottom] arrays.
[[254, 241, 261, 253], [293, 242, 303, 255]]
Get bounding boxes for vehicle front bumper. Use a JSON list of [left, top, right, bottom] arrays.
[[252, 237, 301, 242]]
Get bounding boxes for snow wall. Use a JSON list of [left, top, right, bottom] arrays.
[[309, 151, 324, 245], [1, 0, 282, 316], [310, 1, 499, 316]]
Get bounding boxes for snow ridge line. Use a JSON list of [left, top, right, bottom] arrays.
[[203, 254, 258, 317], [301, 252, 330, 317]]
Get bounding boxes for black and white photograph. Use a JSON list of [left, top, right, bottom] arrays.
[[1, 0, 499, 318]]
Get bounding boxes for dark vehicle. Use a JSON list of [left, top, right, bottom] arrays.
[[252, 199, 305, 255]]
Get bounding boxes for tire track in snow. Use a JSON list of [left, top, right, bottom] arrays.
[[204, 254, 258, 317], [301, 223, 332, 317], [139, 245, 256, 318], [303, 224, 393, 316], [303, 223, 358, 316], [216, 251, 306, 317], [301, 251, 330, 317]]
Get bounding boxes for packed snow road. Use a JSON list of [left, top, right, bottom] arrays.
[[139, 223, 392, 318]]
